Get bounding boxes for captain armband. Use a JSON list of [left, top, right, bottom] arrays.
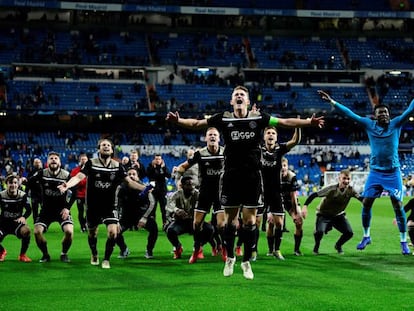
[[269, 116, 279, 127]]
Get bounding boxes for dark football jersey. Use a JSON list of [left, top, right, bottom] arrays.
[[188, 146, 224, 192], [208, 110, 271, 171]]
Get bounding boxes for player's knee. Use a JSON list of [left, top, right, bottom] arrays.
[[193, 221, 202, 233], [407, 223, 414, 232], [242, 223, 256, 232], [21, 227, 31, 238], [33, 225, 43, 236], [344, 231, 354, 239], [224, 223, 237, 235]]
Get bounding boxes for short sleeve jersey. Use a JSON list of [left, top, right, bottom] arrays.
[[207, 110, 271, 171], [0, 189, 31, 220], [280, 170, 300, 207], [187, 146, 224, 192], [30, 168, 70, 210], [261, 143, 288, 195], [81, 158, 127, 206]]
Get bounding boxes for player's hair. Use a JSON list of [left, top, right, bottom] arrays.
[[206, 127, 219, 133], [281, 157, 288, 164], [48, 151, 60, 157], [127, 166, 139, 175], [264, 126, 277, 133], [233, 85, 249, 95], [180, 176, 193, 185], [97, 138, 114, 150], [373, 104, 390, 114], [340, 169, 351, 176], [5, 174, 18, 184]]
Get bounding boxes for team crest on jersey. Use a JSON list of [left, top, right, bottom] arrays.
[[249, 121, 257, 129], [110, 172, 116, 181]]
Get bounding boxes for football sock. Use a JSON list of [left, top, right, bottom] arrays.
[[104, 237, 116, 261], [294, 231, 303, 251], [274, 228, 283, 251], [361, 206, 372, 236], [88, 236, 98, 256], [241, 223, 256, 262], [224, 223, 237, 258], [21, 235, 30, 254]]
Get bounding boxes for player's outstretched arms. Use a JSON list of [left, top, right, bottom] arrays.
[[166, 111, 208, 129], [278, 115, 324, 129]]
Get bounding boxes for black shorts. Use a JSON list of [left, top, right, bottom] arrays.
[[86, 205, 119, 228], [35, 208, 73, 232], [0, 218, 26, 238], [264, 192, 284, 215], [220, 169, 263, 209], [195, 189, 223, 214]]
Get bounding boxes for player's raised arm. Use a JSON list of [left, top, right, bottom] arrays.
[[166, 111, 208, 130], [58, 172, 86, 193], [277, 114, 324, 129], [318, 90, 337, 106]]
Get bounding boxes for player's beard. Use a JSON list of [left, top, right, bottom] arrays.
[[100, 153, 111, 160], [49, 164, 60, 175]]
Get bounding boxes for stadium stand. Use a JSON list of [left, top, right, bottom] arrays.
[[1, 1, 414, 194]]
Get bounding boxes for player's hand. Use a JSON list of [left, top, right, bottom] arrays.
[[267, 212, 274, 224], [251, 103, 260, 113], [302, 205, 308, 219], [175, 209, 189, 219], [309, 113, 325, 128], [138, 217, 147, 228], [15, 217, 27, 225], [57, 183, 68, 193], [166, 111, 180, 123], [60, 208, 70, 220], [317, 90, 333, 102]]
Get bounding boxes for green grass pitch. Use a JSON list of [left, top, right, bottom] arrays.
[[0, 197, 412, 311]]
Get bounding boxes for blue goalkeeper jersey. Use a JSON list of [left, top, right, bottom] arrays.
[[334, 100, 414, 171]]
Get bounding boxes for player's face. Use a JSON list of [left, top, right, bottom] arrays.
[[281, 161, 288, 174], [7, 178, 19, 195], [130, 153, 138, 162], [79, 155, 88, 165], [231, 89, 250, 109], [182, 179, 194, 194], [375, 107, 390, 125], [127, 169, 138, 181], [205, 129, 220, 146], [264, 129, 277, 144], [99, 140, 113, 156], [154, 156, 162, 165], [339, 174, 351, 188], [122, 157, 129, 165], [47, 155, 61, 171], [33, 159, 42, 169]]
